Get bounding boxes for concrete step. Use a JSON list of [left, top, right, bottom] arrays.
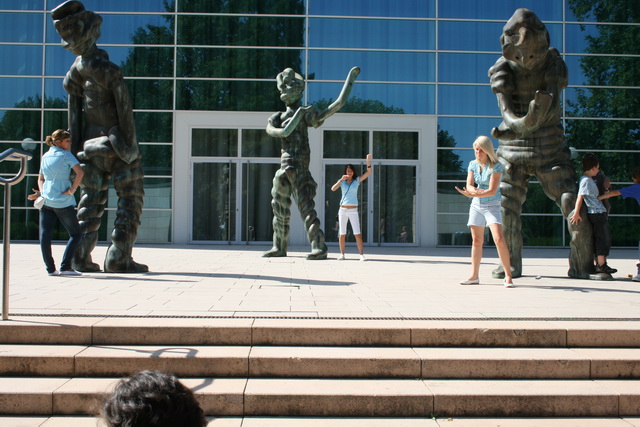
[[1, 344, 640, 379], [0, 377, 639, 417], [2, 317, 640, 347], [3, 417, 639, 427]]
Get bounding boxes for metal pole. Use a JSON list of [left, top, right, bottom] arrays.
[[2, 185, 10, 320]]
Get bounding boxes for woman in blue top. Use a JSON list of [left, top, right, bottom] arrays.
[[455, 136, 514, 287], [28, 129, 84, 276], [331, 154, 372, 261]]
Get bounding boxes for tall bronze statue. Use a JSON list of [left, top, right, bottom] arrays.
[[264, 67, 360, 260], [52, 1, 148, 273], [489, 8, 593, 279]]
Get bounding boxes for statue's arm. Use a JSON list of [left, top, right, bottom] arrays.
[[111, 73, 139, 164], [311, 66, 360, 127], [68, 94, 83, 156], [266, 107, 308, 138]]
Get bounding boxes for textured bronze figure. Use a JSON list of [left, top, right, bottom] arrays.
[[264, 67, 360, 260], [52, 1, 148, 273], [489, 9, 593, 278]]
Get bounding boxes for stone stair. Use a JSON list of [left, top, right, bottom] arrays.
[[0, 317, 639, 426]]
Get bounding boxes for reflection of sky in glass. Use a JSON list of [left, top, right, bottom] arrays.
[[309, 50, 435, 82], [308, 82, 435, 115], [438, 22, 562, 52], [0, 45, 42, 75], [4, 0, 41, 10], [310, 0, 434, 18], [566, 24, 639, 55], [308, 18, 435, 50], [44, 78, 67, 105], [438, 117, 501, 148], [46, 0, 173, 13], [439, 0, 562, 21], [46, 14, 172, 44], [438, 53, 498, 83], [438, 85, 495, 116], [0, 78, 42, 108], [1, 13, 43, 43]]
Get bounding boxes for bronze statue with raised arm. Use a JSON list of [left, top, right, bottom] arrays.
[[488, 8, 593, 279], [52, 1, 148, 273], [264, 66, 360, 260]]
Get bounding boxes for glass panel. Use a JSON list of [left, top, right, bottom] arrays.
[[0, 208, 40, 241], [0, 78, 42, 108], [242, 163, 279, 241], [0, 45, 42, 76], [179, 0, 305, 14], [0, 13, 43, 43], [610, 216, 640, 247], [4, 1, 41, 10], [133, 177, 171, 209], [176, 80, 280, 111], [437, 181, 468, 214], [134, 112, 174, 142], [374, 165, 416, 244], [46, 0, 174, 12], [439, 0, 562, 21], [139, 145, 172, 176], [522, 182, 564, 214], [46, 14, 174, 44], [43, 110, 66, 140], [323, 130, 369, 159], [566, 88, 640, 119], [309, 50, 435, 82], [45, 46, 75, 76], [308, 82, 435, 115], [192, 162, 237, 241], [566, 24, 639, 55], [521, 214, 564, 246], [438, 85, 495, 116], [436, 212, 469, 245], [566, 120, 640, 155], [117, 47, 174, 78], [566, 2, 637, 23], [437, 149, 469, 181], [136, 210, 172, 243], [0, 110, 41, 141], [177, 47, 305, 79], [565, 55, 640, 87], [438, 53, 499, 84], [439, 22, 562, 52], [242, 129, 281, 158], [44, 78, 67, 107], [309, 18, 435, 50], [323, 163, 370, 243], [126, 79, 173, 110], [177, 15, 305, 47], [310, 0, 433, 17], [438, 118, 501, 149], [373, 131, 418, 160], [192, 129, 238, 157]]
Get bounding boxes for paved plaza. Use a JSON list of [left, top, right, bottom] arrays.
[[3, 243, 639, 320]]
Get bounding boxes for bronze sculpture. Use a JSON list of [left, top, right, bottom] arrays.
[[264, 67, 360, 260], [488, 8, 593, 279], [52, 1, 148, 273]]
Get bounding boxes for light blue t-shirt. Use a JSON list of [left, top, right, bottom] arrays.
[[39, 146, 80, 209], [340, 178, 360, 205], [578, 175, 606, 214], [467, 160, 503, 205]]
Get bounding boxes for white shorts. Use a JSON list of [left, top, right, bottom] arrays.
[[467, 203, 502, 227], [338, 207, 361, 235]]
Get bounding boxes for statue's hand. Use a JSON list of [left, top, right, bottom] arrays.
[[491, 126, 517, 141], [525, 91, 552, 127], [81, 136, 117, 160]]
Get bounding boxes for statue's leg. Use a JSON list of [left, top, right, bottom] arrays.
[[492, 165, 528, 279], [537, 163, 594, 278], [72, 164, 108, 272], [293, 170, 327, 260], [263, 168, 292, 257], [103, 160, 148, 273]]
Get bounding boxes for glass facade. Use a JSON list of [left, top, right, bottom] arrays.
[[0, 1, 638, 247]]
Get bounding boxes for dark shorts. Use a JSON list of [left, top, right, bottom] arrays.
[[587, 212, 611, 257]]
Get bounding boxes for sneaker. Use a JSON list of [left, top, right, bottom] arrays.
[[596, 264, 617, 274], [359, 254, 366, 262], [633, 274, 640, 282], [48, 270, 60, 276], [60, 270, 82, 276], [337, 254, 346, 261]]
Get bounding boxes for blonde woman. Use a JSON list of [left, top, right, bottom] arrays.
[[455, 136, 513, 287], [28, 129, 84, 276]]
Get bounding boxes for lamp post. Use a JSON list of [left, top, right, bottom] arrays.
[[0, 148, 33, 320]]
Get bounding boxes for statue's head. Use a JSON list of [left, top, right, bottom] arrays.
[[500, 8, 549, 70], [52, 1, 102, 56], [276, 68, 304, 105]]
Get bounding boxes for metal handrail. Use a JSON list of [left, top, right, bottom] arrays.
[[0, 148, 33, 320]]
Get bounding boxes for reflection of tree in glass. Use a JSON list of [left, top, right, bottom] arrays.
[[437, 126, 463, 179], [566, 0, 640, 245]]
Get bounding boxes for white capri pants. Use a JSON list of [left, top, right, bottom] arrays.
[[338, 207, 361, 235]]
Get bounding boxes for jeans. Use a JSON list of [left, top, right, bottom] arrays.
[[587, 212, 611, 257], [39, 205, 81, 273]]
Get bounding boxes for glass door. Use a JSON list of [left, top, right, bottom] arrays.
[[192, 161, 237, 242]]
